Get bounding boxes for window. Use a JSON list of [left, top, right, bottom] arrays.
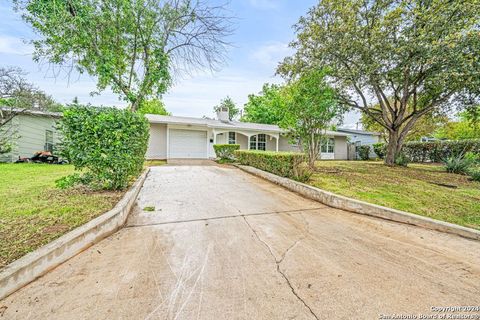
[[258, 134, 266, 151], [249, 135, 257, 150], [45, 130, 54, 152], [228, 132, 236, 144], [249, 134, 266, 150], [321, 138, 335, 153]]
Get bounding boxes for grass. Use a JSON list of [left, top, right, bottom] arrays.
[[145, 159, 167, 167], [0, 163, 123, 268], [310, 161, 480, 230]]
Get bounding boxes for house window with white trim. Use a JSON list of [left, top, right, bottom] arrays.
[[228, 132, 236, 144], [45, 130, 54, 152], [258, 134, 266, 151], [249, 134, 266, 150], [249, 135, 257, 150], [321, 138, 335, 153]]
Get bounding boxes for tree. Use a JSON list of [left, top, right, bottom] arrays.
[[361, 107, 449, 142], [279, 0, 480, 165], [137, 99, 170, 116], [213, 96, 240, 120], [435, 110, 480, 140], [281, 69, 346, 168], [241, 84, 286, 125], [16, 0, 232, 111]]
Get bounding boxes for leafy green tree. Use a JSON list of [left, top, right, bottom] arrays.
[[279, 0, 480, 165], [281, 69, 346, 168], [361, 107, 449, 142], [15, 0, 232, 111], [213, 96, 240, 120], [241, 84, 286, 125], [435, 111, 480, 140], [137, 99, 170, 116]]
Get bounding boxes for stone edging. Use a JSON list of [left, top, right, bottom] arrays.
[[0, 168, 150, 301], [236, 164, 480, 241]]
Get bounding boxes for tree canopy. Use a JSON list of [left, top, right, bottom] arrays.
[[281, 69, 346, 167], [15, 0, 232, 111], [434, 110, 480, 140], [213, 96, 240, 121], [241, 84, 286, 125], [279, 0, 480, 165], [137, 99, 170, 116]]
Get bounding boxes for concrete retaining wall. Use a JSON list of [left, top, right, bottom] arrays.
[[0, 168, 150, 300], [237, 165, 480, 241]]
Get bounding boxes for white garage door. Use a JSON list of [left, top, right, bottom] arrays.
[[169, 129, 208, 158]]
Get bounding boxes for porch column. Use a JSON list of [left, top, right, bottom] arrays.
[[276, 136, 279, 152], [248, 135, 250, 150], [213, 129, 216, 144]]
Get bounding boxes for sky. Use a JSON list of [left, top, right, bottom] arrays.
[[0, 0, 360, 127]]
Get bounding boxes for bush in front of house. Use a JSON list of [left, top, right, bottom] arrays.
[[57, 105, 149, 190], [234, 150, 311, 182], [442, 155, 474, 174], [357, 145, 371, 160], [213, 144, 240, 161], [372, 143, 386, 159], [467, 167, 480, 182], [402, 139, 480, 163]]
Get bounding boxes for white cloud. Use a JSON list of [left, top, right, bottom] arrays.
[[249, 41, 292, 68], [0, 35, 32, 55], [248, 0, 280, 9]]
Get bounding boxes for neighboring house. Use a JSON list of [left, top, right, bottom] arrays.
[[146, 107, 350, 160], [0, 108, 62, 162], [336, 128, 382, 159]]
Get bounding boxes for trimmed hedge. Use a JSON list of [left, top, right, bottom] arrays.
[[234, 150, 311, 182], [58, 105, 149, 190], [213, 144, 240, 160], [402, 139, 480, 163]]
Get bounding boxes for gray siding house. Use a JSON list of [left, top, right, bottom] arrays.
[[146, 108, 351, 160], [337, 128, 382, 159], [0, 109, 62, 162]]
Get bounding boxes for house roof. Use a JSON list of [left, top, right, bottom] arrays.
[[0, 106, 62, 118], [337, 128, 382, 136], [146, 114, 350, 136]]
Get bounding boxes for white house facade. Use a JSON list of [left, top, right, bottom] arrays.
[[145, 108, 350, 160]]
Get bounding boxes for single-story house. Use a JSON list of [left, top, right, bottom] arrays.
[[0, 108, 61, 162], [146, 107, 351, 160], [336, 128, 383, 159]]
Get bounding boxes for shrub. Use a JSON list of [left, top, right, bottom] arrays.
[[394, 153, 410, 167], [58, 105, 149, 190], [234, 150, 311, 182], [442, 155, 474, 174], [372, 143, 386, 159], [213, 144, 240, 160], [468, 167, 480, 182], [402, 139, 480, 163], [357, 145, 371, 160]]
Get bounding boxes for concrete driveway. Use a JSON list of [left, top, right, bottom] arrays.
[[2, 165, 480, 319]]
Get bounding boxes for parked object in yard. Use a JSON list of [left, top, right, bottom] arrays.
[[15, 151, 67, 164]]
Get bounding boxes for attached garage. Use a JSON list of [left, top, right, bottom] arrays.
[[168, 129, 208, 159]]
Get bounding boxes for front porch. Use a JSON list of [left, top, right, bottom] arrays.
[[212, 129, 279, 152]]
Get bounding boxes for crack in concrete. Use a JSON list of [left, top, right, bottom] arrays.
[[242, 216, 319, 320], [126, 207, 327, 228]]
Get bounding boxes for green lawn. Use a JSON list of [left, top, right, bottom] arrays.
[[311, 161, 480, 230], [0, 163, 122, 268]]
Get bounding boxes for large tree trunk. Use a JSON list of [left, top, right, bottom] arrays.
[[385, 130, 406, 165]]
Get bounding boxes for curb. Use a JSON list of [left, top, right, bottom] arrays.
[[0, 168, 150, 301], [236, 164, 480, 241]]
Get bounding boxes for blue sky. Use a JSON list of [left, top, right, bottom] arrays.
[[0, 0, 359, 127]]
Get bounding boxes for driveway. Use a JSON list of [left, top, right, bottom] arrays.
[[2, 165, 480, 319]]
